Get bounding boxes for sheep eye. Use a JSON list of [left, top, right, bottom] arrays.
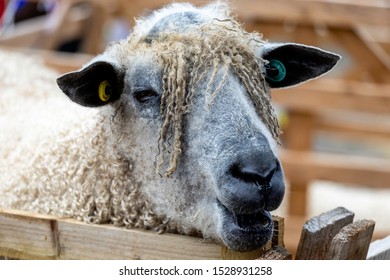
[[265, 59, 286, 83], [134, 89, 159, 104], [98, 80, 112, 102]]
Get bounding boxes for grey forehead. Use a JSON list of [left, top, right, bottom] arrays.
[[145, 11, 203, 42], [127, 56, 162, 93]]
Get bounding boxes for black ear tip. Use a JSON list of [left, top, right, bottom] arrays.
[[325, 53, 342, 74], [56, 72, 77, 91], [56, 75, 66, 91], [328, 52, 342, 66]]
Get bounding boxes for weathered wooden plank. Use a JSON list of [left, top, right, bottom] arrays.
[[41, 51, 92, 74], [355, 25, 390, 71], [0, 208, 279, 260], [295, 207, 354, 260], [0, 208, 223, 259], [271, 216, 285, 247], [327, 219, 375, 260], [0, 208, 222, 260], [367, 235, 390, 260], [57, 219, 221, 260], [0, 208, 58, 260], [257, 246, 292, 260], [0, 47, 92, 74], [221, 242, 271, 260], [283, 111, 316, 217], [234, 0, 390, 27], [273, 79, 390, 114], [280, 150, 390, 189], [119, 0, 390, 27], [317, 118, 390, 141]]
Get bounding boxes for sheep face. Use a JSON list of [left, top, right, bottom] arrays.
[[57, 3, 340, 252]]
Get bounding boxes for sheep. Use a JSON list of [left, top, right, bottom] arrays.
[[0, 1, 340, 252]]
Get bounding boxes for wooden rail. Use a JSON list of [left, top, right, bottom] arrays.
[[3, 47, 92, 73], [116, 0, 390, 27], [273, 79, 390, 114], [1, 207, 387, 260], [0, 208, 219, 259], [280, 149, 390, 189], [0, 208, 286, 260]]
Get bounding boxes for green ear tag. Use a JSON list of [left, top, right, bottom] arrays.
[[266, 59, 286, 82]]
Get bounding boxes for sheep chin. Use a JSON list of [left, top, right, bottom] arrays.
[[216, 199, 273, 252]]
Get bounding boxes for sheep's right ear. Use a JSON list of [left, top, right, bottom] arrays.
[[57, 61, 124, 107], [261, 43, 341, 88]]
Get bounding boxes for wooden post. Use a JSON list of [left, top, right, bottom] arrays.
[[295, 207, 355, 260], [256, 216, 293, 260], [327, 219, 375, 260], [283, 110, 316, 217], [271, 216, 285, 247], [257, 246, 292, 260], [221, 243, 271, 260]]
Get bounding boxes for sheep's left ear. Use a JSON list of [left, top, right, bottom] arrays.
[[261, 43, 341, 88], [57, 60, 124, 107]]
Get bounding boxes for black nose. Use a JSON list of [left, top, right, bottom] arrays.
[[218, 151, 284, 213], [230, 153, 278, 193]]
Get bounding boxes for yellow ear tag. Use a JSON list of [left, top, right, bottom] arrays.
[[98, 80, 111, 102]]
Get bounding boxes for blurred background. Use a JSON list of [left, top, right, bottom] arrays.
[[1, 0, 390, 254]]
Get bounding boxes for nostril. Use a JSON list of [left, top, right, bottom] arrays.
[[230, 162, 277, 186]]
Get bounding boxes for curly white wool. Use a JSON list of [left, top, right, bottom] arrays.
[[0, 50, 175, 233]]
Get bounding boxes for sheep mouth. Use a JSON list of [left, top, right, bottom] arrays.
[[217, 200, 273, 251], [234, 210, 271, 232], [218, 200, 272, 232]]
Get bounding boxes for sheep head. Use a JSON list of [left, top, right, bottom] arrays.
[[57, 2, 340, 252]]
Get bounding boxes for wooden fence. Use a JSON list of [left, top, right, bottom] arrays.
[[1, 207, 389, 260], [0, 208, 284, 260]]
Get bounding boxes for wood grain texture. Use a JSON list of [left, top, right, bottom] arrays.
[[0, 209, 59, 259], [271, 216, 285, 247], [0, 208, 279, 260], [283, 111, 316, 216], [295, 207, 354, 260], [57, 219, 222, 260], [221, 242, 271, 260], [280, 150, 390, 189], [0, 209, 222, 260], [327, 219, 375, 260], [274, 80, 390, 114], [117, 0, 390, 27], [257, 246, 292, 260]]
